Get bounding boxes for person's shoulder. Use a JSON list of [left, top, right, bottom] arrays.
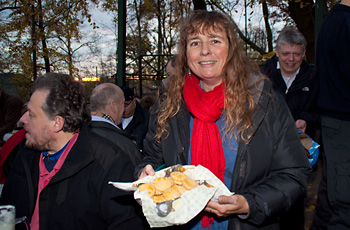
[[136, 101, 150, 114], [3, 93, 23, 106], [264, 56, 278, 66], [323, 4, 350, 26], [261, 56, 278, 75], [251, 76, 277, 99], [90, 120, 136, 141], [88, 124, 142, 166], [141, 106, 150, 120], [88, 131, 121, 155], [89, 120, 118, 131], [89, 129, 116, 146], [89, 132, 133, 168], [334, 3, 350, 13], [300, 60, 316, 76], [136, 102, 150, 121]]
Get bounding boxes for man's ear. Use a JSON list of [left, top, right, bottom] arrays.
[[53, 116, 65, 132], [110, 100, 117, 114]]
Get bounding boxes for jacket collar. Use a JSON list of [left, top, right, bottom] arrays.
[[241, 78, 271, 145], [49, 123, 93, 184], [89, 120, 134, 139]]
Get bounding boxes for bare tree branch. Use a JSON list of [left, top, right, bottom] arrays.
[[0, 6, 21, 12]]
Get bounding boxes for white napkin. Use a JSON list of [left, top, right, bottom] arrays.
[[109, 165, 233, 228]]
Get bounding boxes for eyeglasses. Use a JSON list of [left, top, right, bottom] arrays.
[[124, 100, 133, 107]]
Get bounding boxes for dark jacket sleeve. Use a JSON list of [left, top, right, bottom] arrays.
[[135, 102, 165, 176], [98, 149, 148, 230], [135, 97, 191, 178], [0, 141, 38, 219], [240, 92, 312, 225]]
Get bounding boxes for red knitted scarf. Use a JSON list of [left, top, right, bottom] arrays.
[[183, 74, 226, 227]]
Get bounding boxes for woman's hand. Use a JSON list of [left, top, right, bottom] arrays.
[[204, 194, 249, 217], [138, 164, 155, 179]]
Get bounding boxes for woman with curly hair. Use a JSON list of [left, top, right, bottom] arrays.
[[137, 10, 311, 230]]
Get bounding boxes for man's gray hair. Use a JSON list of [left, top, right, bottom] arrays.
[[276, 26, 307, 52]]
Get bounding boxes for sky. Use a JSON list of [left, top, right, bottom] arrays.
[[0, 2, 284, 77], [76, 3, 284, 77]]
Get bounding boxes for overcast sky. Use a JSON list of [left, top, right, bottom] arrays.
[[77, 3, 284, 76], [0, 3, 283, 76]]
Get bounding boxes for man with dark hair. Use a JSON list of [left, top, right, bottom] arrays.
[[89, 83, 142, 166], [0, 73, 147, 230], [120, 86, 149, 151], [0, 88, 24, 143]]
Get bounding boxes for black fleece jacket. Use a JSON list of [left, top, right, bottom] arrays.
[[261, 56, 320, 137]]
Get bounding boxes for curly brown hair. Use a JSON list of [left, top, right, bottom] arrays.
[[33, 72, 91, 133], [156, 10, 264, 142]]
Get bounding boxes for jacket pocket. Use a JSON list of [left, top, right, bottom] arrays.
[[335, 163, 350, 205]]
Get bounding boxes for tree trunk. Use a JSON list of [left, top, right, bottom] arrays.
[[31, 5, 37, 80], [262, 1, 273, 53], [193, 0, 206, 10], [288, 0, 315, 64], [68, 38, 73, 76], [157, 0, 162, 82], [38, 0, 51, 72]]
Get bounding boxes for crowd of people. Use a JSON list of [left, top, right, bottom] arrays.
[[0, 2, 349, 229]]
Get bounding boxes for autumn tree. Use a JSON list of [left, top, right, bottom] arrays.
[[0, 0, 97, 81], [101, 0, 193, 90], [189, 0, 340, 63], [224, 0, 339, 63]]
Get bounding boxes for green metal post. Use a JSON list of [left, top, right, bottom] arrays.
[[117, 0, 126, 86], [315, 0, 325, 65]]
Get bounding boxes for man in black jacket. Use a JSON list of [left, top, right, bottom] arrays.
[[261, 27, 319, 139], [0, 73, 148, 230], [311, 1, 350, 229], [120, 86, 149, 151], [261, 27, 319, 230], [89, 83, 142, 167]]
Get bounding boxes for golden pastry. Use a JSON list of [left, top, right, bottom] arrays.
[[139, 183, 155, 197], [152, 195, 166, 203], [171, 185, 187, 195], [170, 172, 187, 185], [183, 177, 199, 190], [152, 177, 174, 195], [163, 187, 181, 201]]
